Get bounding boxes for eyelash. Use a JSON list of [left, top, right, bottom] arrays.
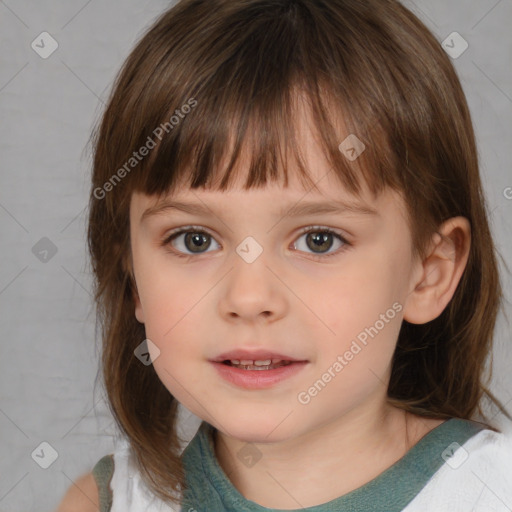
[[161, 225, 351, 261]]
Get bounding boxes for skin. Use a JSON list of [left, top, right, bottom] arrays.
[[128, 107, 471, 508]]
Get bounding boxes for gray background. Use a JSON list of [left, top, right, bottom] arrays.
[[0, 1, 511, 511]]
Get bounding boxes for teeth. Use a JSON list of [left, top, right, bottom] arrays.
[[224, 358, 293, 370], [254, 359, 272, 366], [230, 359, 284, 365]]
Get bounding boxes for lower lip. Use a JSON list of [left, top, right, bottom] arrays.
[[210, 361, 308, 389]]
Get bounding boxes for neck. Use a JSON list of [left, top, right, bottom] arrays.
[[213, 403, 416, 509]]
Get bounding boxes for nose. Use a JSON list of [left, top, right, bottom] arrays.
[[218, 250, 288, 323]]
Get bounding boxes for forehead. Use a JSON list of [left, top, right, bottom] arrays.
[[131, 164, 406, 227]]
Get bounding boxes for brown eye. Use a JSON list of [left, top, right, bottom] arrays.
[[165, 228, 220, 255], [183, 232, 212, 253], [293, 228, 348, 257], [305, 232, 334, 253]]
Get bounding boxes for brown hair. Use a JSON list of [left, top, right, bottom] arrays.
[[87, 0, 507, 505]]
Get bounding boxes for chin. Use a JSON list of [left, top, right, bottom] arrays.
[[213, 413, 299, 444]]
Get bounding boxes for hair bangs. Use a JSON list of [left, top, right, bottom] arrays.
[[121, 0, 400, 206]]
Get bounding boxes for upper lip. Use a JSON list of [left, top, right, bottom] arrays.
[[211, 349, 306, 362]]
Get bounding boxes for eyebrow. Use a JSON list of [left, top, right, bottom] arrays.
[[141, 198, 379, 223]]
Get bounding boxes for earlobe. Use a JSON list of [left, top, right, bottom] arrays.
[[121, 250, 145, 324], [403, 217, 471, 325], [134, 291, 145, 324]]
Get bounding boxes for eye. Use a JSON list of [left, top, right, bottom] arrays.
[[162, 226, 220, 256], [293, 227, 349, 258]]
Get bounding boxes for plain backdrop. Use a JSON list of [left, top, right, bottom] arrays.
[[0, 1, 511, 510]]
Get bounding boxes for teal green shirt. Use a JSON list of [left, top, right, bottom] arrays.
[[93, 418, 486, 511]]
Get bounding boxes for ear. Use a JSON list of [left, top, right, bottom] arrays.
[[121, 249, 145, 324], [403, 217, 471, 324]]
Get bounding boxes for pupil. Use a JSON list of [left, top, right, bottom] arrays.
[[307, 232, 332, 253], [185, 233, 210, 253]]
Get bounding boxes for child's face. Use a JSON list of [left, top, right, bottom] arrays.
[[129, 133, 421, 443]]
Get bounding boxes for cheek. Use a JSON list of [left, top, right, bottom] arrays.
[[134, 252, 205, 335], [135, 263, 209, 368], [142, 285, 207, 405], [310, 252, 406, 381], [301, 307, 402, 419], [318, 261, 403, 337]]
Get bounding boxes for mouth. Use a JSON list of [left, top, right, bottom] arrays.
[[211, 349, 307, 371], [210, 350, 309, 389]]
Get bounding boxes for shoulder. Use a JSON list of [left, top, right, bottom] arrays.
[[56, 472, 99, 512], [404, 417, 512, 511], [463, 417, 512, 466], [426, 415, 512, 474]]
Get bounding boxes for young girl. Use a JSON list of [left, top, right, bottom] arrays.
[[58, 0, 512, 510]]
